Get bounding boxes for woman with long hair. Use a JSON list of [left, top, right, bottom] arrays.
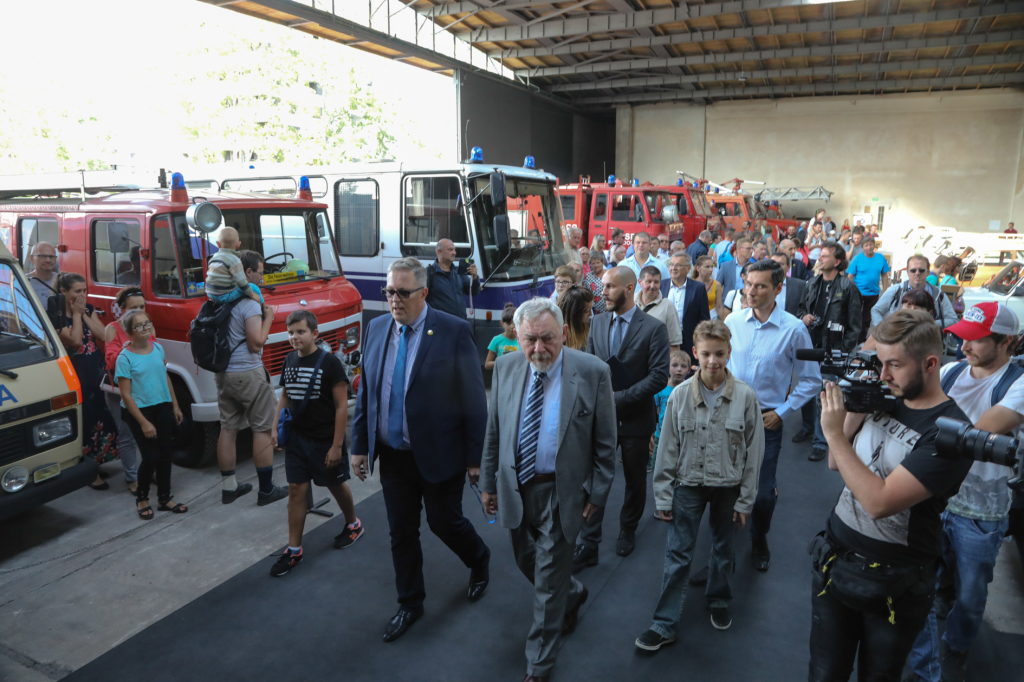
[[692, 255, 722, 319], [558, 285, 595, 351], [590, 234, 609, 265], [58, 272, 120, 489]]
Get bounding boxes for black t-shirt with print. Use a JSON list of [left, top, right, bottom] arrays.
[[826, 398, 973, 567], [277, 349, 348, 443]]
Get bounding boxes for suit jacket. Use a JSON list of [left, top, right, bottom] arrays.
[[677, 278, 710, 355], [480, 349, 617, 540], [586, 308, 670, 437], [790, 259, 810, 280], [783, 276, 806, 317], [351, 305, 487, 483]]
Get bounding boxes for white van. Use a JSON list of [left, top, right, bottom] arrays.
[[183, 154, 571, 360]]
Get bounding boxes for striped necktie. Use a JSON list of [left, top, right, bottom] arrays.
[[517, 370, 547, 485]]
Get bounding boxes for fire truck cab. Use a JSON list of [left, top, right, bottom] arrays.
[[0, 170, 363, 468]]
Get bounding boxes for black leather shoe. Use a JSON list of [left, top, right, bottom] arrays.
[[561, 586, 588, 636], [572, 545, 598, 574], [752, 538, 771, 572], [468, 550, 490, 602], [792, 430, 812, 443], [221, 483, 253, 505], [689, 566, 709, 586], [616, 528, 636, 557], [808, 448, 827, 462], [382, 607, 423, 643]]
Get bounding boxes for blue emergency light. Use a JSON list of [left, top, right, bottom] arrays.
[[524, 155, 535, 169], [470, 147, 484, 163], [694, 181, 699, 189], [171, 172, 185, 190], [299, 176, 311, 192], [608, 174, 616, 185], [677, 179, 683, 186], [632, 178, 639, 186]]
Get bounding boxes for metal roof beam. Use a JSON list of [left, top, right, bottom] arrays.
[[496, 2, 1024, 58], [573, 72, 1024, 105], [547, 53, 1024, 91], [423, 0, 569, 19]]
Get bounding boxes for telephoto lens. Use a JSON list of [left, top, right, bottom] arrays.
[[934, 416, 1020, 467]]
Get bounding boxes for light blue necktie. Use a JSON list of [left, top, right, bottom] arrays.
[[517, 371, 547, 485], [387, 325, 411, 450]]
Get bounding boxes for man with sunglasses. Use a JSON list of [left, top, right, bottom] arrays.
[[27, 241, 60, 303], [352, 257, 490, 644], [870, 254, 956, 332]]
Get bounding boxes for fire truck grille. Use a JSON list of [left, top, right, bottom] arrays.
[[0, 425, 25, 467], [261, 305, 360, 376]]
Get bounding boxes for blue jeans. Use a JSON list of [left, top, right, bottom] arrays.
[[651, 484, 740, 639], [800, 396, 827, 451], [750, 424, 783, 541], [907, 511, 1009, 681]]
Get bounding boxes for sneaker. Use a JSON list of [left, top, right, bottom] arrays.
[[940, 643, 967, 682], [257, 485, 289, 506], [572, 544, 599, 574], [334, 519, 364, 549], [710, 604, 732, 630], [635, 629, 675, 651], [222, 482, 253, 505], [270, 549, 303, 577]]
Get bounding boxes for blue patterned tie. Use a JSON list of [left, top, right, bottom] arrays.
[[610, 315, 624, 357], [387, 325, 411, 450], [517, 371, 547, 485]]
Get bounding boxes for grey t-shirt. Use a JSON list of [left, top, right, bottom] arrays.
[[699, 378, 727, 423], [225, 298, 264, 373], [29, 275, 58, 304]]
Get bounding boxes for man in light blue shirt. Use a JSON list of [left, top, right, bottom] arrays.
[[622, 232, 670, 284], [725, 259, 820, 573]]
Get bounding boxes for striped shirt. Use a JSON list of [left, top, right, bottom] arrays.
[[725, 303, 821, 420]]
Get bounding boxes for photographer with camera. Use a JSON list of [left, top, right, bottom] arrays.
[[809, 309, 973, 682], [794, 244, 863, 462], [905, 302, 1024, 682]]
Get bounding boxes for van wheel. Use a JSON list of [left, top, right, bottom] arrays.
[[170, 377, 219, 469]]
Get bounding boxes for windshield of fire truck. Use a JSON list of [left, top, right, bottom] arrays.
[[472, 176, 568, 281], [644, 192, 672, 223], [746, 196, 766, 219], [168, 209, 341, 297]]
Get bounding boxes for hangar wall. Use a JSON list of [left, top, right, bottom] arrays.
[[616, 91, 1024, 235], [456, 70, 614, 182]]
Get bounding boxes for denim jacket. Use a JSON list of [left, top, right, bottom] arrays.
[[652, 370, 765, 515]]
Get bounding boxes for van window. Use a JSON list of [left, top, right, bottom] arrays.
[[403, 176, 468, 246], [308, 176, 328, 198], [151, 216, 182, 297], [0, 263, 57, 370], [594, 194, 607, 220], [223, 177, 297, 197], [92, 219, 142, 286], [560, 194, 576, 222], [335, 180, 379, 257], [17, 217, 59, 269]]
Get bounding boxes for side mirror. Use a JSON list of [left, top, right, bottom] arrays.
[[490, 172, 506, 210], [494, 215, 510, 256], [316, 214, 327, 239], [107, 222, 132, 253]]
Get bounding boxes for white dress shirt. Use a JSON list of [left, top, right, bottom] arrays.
[[518, 350, 563, 475], [668, 280, 688, 324], [378, 305, 429, 449], [725, 303, 821, 420]]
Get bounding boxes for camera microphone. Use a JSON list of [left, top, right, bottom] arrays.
[[796, 348, 827, 362]]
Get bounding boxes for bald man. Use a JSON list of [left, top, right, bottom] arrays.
[[574, 266, 670, 570], [27, 242, 59, 303], [425, 238, 479, 320], [778, 239, 809, 280]]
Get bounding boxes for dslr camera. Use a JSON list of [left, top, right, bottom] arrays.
[[795, 321, 896, 414], [935, 417, 1023, 492]]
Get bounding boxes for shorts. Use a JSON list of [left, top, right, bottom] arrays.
[[285, 432, 350, 486], [215, 367, 277, 432]]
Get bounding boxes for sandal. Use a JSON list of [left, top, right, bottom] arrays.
[[157, 501, 188, 514], [137, 500, 154, 520]]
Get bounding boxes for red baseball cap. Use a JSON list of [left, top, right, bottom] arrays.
[[945, 302, 1020, 341]]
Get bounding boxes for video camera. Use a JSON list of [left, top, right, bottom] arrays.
[[935, 417, 1024, 492], [795, 321, 897, 414]]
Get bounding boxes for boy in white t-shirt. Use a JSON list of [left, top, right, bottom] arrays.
[[907, 302, 1024, 682]]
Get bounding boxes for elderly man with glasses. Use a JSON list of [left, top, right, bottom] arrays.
[[870, 254, 956, 332], [26, 242, 60, 302]]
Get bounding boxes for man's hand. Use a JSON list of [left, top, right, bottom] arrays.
[[467, 264, 478, 279], [657, 509, 673, 522], [820, 382, 848, 440], [351, 454, 368, 481], [325, 445, 343, 468], [649, 436, 655, 455], [583, 502, 600, 522], [762, 410, 782, 431], [481, 491, 497, 515], [467, 466, 480, 486], [801, 314, 816, 327], [733, 511, 747, 528], [173, 406, 184, 425]]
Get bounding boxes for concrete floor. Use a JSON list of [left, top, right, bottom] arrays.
[[1, 410, 1023, 681]]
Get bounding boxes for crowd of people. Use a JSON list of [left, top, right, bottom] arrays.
[[22, 209, 1024, 682]]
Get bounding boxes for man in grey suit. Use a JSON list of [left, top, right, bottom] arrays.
[[771, 252, 806, 317], [574, 266, 670, 570], [481, 297, 617, 682]]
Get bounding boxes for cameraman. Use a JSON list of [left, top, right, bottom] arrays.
[[794, 243, 863, 462], [906, 303, 1024, 682], [810, 309, 973, 682]]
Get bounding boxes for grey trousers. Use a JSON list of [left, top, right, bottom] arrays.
[[511, 480, 584, 678], [106, 391, 140, 483]]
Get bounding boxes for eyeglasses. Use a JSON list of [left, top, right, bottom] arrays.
[[132, 321, 154, 332], [381, 287, 424, 300], [908, 268, 928, 274]]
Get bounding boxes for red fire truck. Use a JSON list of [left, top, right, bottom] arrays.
[[558, 176, 708, 250], [0, 170, 362, 467]]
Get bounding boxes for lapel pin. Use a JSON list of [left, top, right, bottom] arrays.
[[427, 330, 434, 336]]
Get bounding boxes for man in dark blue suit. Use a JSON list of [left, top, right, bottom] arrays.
[[351, 257, 491, 643], [667, 253, 711, 357]]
